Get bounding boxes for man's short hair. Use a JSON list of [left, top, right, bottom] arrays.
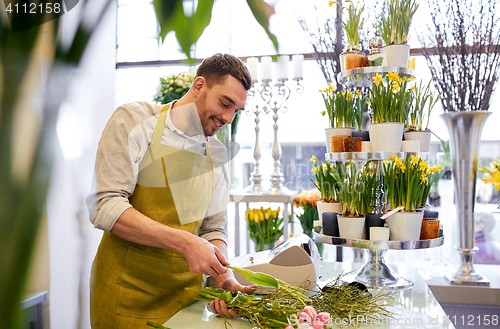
[[197, 53, 252, 91]]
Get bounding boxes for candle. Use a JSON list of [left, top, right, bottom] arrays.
[[247, 57, 259, 82], [292, 54, 304, 80], [261, 56, 272, 81], [277, 55, 289, 81]]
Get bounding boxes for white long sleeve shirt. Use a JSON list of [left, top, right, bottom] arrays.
[[87, 101, 228, 243]]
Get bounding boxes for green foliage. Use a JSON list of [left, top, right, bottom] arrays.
[[377, 0, 419, 45], [310, 156, 340, 202], [245, 207, 283, 251], [154, 0, 279, 62], [330, 161, 378, 217], [407, 80, 441, 131], [153, 69, 196, 104], [321, 85, 366, 129], [331, 0, 365, 50]]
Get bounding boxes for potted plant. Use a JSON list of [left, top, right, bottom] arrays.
[[404, 80, 441, 152], [368, 72, 412, 152], [321, 86, 358, 152], [245, 207, 283, 252], [330, 0, 366, 71], [310, 156, 342, 217], [383, 154, 441, 241], [351, 89, 370, 143], [329, 161, 372, 239], [377, 0, 419, 67]]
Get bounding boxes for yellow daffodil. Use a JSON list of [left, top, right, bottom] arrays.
[[311, 167, 318, 173], [373, 73, 384, 85], [388, 71, 399, 82], [421, 175, 429, 182], [310, 155, 318, 162], [410, 154, 419, 164], [346, 91, 353, 100], [411, 85, 416, 92], [482, 170, 500, 190], [410, 76, 416, 81], [392, 83, 400, 93], [320, 111, 326, 116], [322, 163, 327, 172], [394, 156, 403, 166], [355, 90, 361, 97], [420, 161, 429, 170], [400, 163, 406, 173], [328, 0, 335, 7], [319, 89, 323, 93]]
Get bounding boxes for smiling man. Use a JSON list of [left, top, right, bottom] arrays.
[[87, 53, 257, 328]]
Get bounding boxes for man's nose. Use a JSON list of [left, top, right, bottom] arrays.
[[222, 112, 235, 125]]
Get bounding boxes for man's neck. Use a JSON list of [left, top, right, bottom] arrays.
[[170, 99, 203, 137]]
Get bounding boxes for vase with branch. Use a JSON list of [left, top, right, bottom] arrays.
[[418, 0, 500, 285]]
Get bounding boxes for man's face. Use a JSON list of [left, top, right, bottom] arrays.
[[195, 75, 247, 137]]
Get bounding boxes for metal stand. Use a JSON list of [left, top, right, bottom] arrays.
[[446, 247, 490, 286], [243, 105, 264, 194]]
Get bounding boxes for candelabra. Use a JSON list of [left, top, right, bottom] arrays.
[[244, 55, 304, 195]]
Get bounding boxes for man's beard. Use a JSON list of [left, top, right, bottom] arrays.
[[195, 92, 213, 136]]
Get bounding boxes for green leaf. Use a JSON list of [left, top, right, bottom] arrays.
[[228, 266, 279, 288], [246, 0, 279, 52]]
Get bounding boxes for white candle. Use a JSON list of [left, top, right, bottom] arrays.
[[277, 55, 289, 81], [247, 57, 259, 83], [292, 54, 304, 79], [261, 56, 272, 81]]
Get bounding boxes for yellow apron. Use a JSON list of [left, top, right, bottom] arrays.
[[90, 103, 214, 328]]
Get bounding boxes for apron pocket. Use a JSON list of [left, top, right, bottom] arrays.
[[117, 246, 202, 319]]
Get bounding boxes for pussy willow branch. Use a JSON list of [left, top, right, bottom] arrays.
[[418, 0, 500, 112]]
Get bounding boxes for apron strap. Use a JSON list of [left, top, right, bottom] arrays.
[[152, 104, 172, 143]]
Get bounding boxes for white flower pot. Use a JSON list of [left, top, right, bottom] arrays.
[[325, 127, 354, 152], [404, 130, 432, 152], [368, 122, 404, 153], [387, 211, 424, 241], [317, 201, 341, 222], [383, 44, 411, 68], [338, 215, 365, 239]]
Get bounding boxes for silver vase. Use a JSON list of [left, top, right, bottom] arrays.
[[441, 111, 491, 286]]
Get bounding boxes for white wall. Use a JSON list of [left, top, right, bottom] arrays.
[[47, 1, 116, 328]]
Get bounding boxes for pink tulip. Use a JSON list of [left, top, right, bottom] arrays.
[[303, 306, 317, 320], [298, 323, 314, 329], [284, 326, 294, 329], [311, 325, 324, 329], [314, 312, 331, 325], [298, 312, 310, 324]]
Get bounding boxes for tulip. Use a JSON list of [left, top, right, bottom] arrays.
[[314, 312, 330, 325], [303, 306, 317, 320], [298, 312, 311, 324]]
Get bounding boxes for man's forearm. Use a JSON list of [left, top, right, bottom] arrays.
[[111, 207, 191, 253]]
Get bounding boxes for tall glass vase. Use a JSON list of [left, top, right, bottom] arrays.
[[441, 111, 491, 286]]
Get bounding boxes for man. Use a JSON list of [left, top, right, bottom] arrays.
[[87, 53, 256, 328]]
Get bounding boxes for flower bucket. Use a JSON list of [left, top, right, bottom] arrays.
[[322, 212, 340, 237], [404, 130, 432, 152], [317, 201, 341, 222], [387, 211, 423, 241], [368, 122, 404, 152], [325, 127, 354, 152], [382, 44, 410, 68], [338, 215, 365, 239]]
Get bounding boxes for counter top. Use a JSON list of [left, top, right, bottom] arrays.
[[165, 261, 455, 328], [425, 264, 500, 305]]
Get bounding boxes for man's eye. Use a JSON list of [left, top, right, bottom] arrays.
[[220, 101, 229, 108]]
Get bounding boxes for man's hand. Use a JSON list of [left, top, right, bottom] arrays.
[[180, 235, 229, 277], [209, 270, 258, 318]]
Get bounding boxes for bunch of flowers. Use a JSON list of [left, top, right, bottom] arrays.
[[383, 154, 443, 211], [407, 80, 441, 131], [245, 207, 283, 252], [479, 156, 500, 192], [153, 68, 196, 104], [309, 156, 339, 202], [330, 161, 378, 217], [320, 85, 365, 129], [369, 72, 413, 123], [377, 0, 419, 45], [293, 189, 321, 237], [187, 266, 395, 329]]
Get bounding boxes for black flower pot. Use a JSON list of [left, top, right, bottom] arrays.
[[423, 210, 439, 219], [365, 213, 385, 240], [352, 130, 370, 141], [322, 212, 340, 237]]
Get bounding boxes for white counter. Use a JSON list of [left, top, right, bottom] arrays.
[[165, 261, 456, 329]]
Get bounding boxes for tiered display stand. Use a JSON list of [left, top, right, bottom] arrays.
[[315, 67, 444, 291]]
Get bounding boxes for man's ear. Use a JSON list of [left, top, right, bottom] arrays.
[[191, 76, 206, 96]]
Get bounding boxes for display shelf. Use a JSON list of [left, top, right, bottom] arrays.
[[325, 151, 428, 162], [337, 66, 416, 88], [315, 232, 445, 290]]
